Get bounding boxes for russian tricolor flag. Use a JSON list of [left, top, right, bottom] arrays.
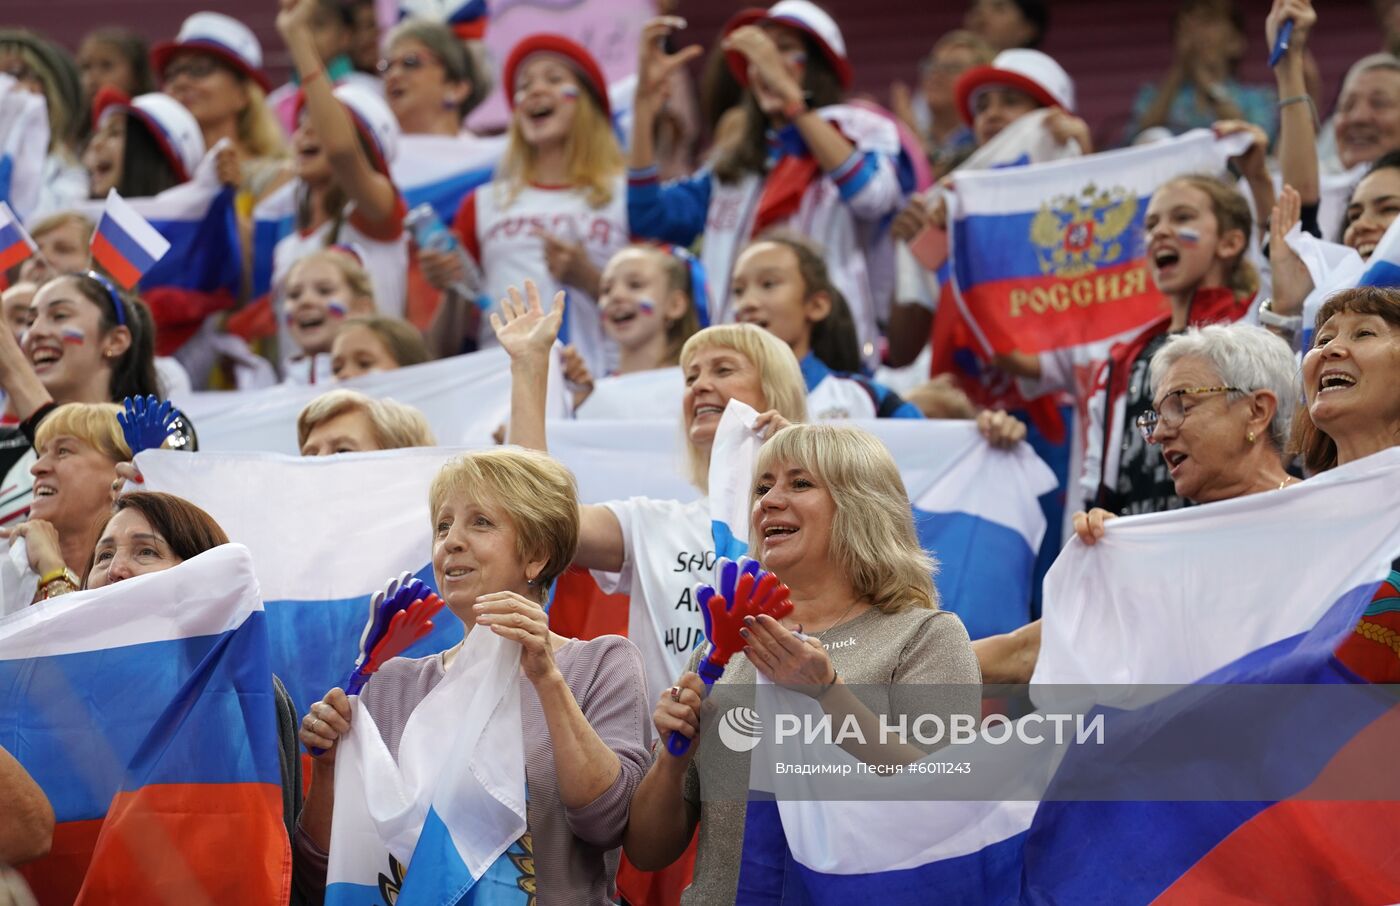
[[0, 200, 36, 271], [741, 447, 1400, 904], [946, 129, 1248, 359], [134, 447, 466, 719], [0, 544, 290, 905], [90, 189, 172, 289]]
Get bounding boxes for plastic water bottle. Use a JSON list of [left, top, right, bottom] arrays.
[[405, 204, 487, 307]]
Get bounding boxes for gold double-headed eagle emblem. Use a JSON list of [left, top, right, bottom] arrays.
[[1029, 184, 1137, 279]]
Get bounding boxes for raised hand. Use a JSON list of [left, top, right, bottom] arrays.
[[117, 395, 179, 456], [1266, 0, 1316, 62], [276, 0, 318, 39], [490, 280, 564, 361], [1269, 185, 1314, 317], [636, 17, 703, 107], [722, 25, 803, 115]]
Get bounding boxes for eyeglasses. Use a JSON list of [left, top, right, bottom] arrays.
[[163, 57, 221, 82], [1134, 386, 1243, 443], [376, 52, 437, 75]]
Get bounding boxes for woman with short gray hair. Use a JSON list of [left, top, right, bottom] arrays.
[[1075, 323, 1299, 541]]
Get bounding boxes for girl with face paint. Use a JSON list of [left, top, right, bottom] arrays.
[[282, 249, 378, 384], [0, 272, 160, 525], [424, 34, 628, 376]]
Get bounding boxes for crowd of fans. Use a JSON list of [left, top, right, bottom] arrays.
[[1, 0, 1399, 902]]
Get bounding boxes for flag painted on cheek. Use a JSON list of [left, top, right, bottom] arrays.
[[0, 545, 289, 906], [60, 327, 85, 346], [946, 129, 1249, 358]]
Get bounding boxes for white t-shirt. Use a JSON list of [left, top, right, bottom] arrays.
[[458, 177, 629, 376], [593, 496, 711, 705], [575, 368, 685, 421]]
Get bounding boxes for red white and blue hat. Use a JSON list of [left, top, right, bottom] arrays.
[[152, 12, 271, 92], [722, 0, 853, 91], [955, 49, 1075, 125], [295, 82, 402, 175], [93, 88, 206, 184], [504, 34, 611, 119]]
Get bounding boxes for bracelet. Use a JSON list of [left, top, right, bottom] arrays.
[[782, 96, 808, 121], [1278, 94, 1320, 130], [1258, 297, 1303, 334], [813, 667, 839, 700], [301, 67, 326, 88]]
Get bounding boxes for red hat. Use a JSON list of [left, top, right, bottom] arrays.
[[722, 0, 853, 92], [954, 49, 1075, 126], [503, 34, 610, 119], [151, 12, 272, 93]]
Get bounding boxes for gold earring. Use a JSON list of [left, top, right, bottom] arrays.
[[1247, 430, 1256, 443]]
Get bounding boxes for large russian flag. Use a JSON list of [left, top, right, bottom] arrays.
[[946, 129, 1249, 359], [135, 448, 467, 721], [737, 447, 1400, 904], [0, 544, 290, 905]]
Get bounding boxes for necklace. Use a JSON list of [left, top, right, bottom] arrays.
[[805, 599, 865, 637], [1278, 476, 1298, 490]]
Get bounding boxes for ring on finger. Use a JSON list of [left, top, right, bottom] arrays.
[[669, 685, 681, 703]]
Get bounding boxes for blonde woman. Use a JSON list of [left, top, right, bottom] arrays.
[[0, 404, 131, 609], [296, 389, 435, 455], [295, 449, 650, 903], [151, 12, 289, 205], [423, 35, 628, 372], [625, 423, 981, 902], [496, 281, 807, 705]]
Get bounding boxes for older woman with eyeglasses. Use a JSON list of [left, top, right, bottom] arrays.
[[1073, 322, 1298, 542]]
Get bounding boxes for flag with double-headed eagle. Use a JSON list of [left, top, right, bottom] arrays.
[[944, 129, 1249, 360]]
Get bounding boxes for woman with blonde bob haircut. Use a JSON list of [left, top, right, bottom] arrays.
[[294, 448, 651, 902], [494, 281, 807, 705], [297, 389, 436, 455], [627, 424, 981, 902], [0, 403, 132, 608]]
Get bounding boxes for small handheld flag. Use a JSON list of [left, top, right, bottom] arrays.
[[667, 556, 793, 757], [310, 572, 445, 754], [0, 201, 37, 272], [91, 188, 172, 289]]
